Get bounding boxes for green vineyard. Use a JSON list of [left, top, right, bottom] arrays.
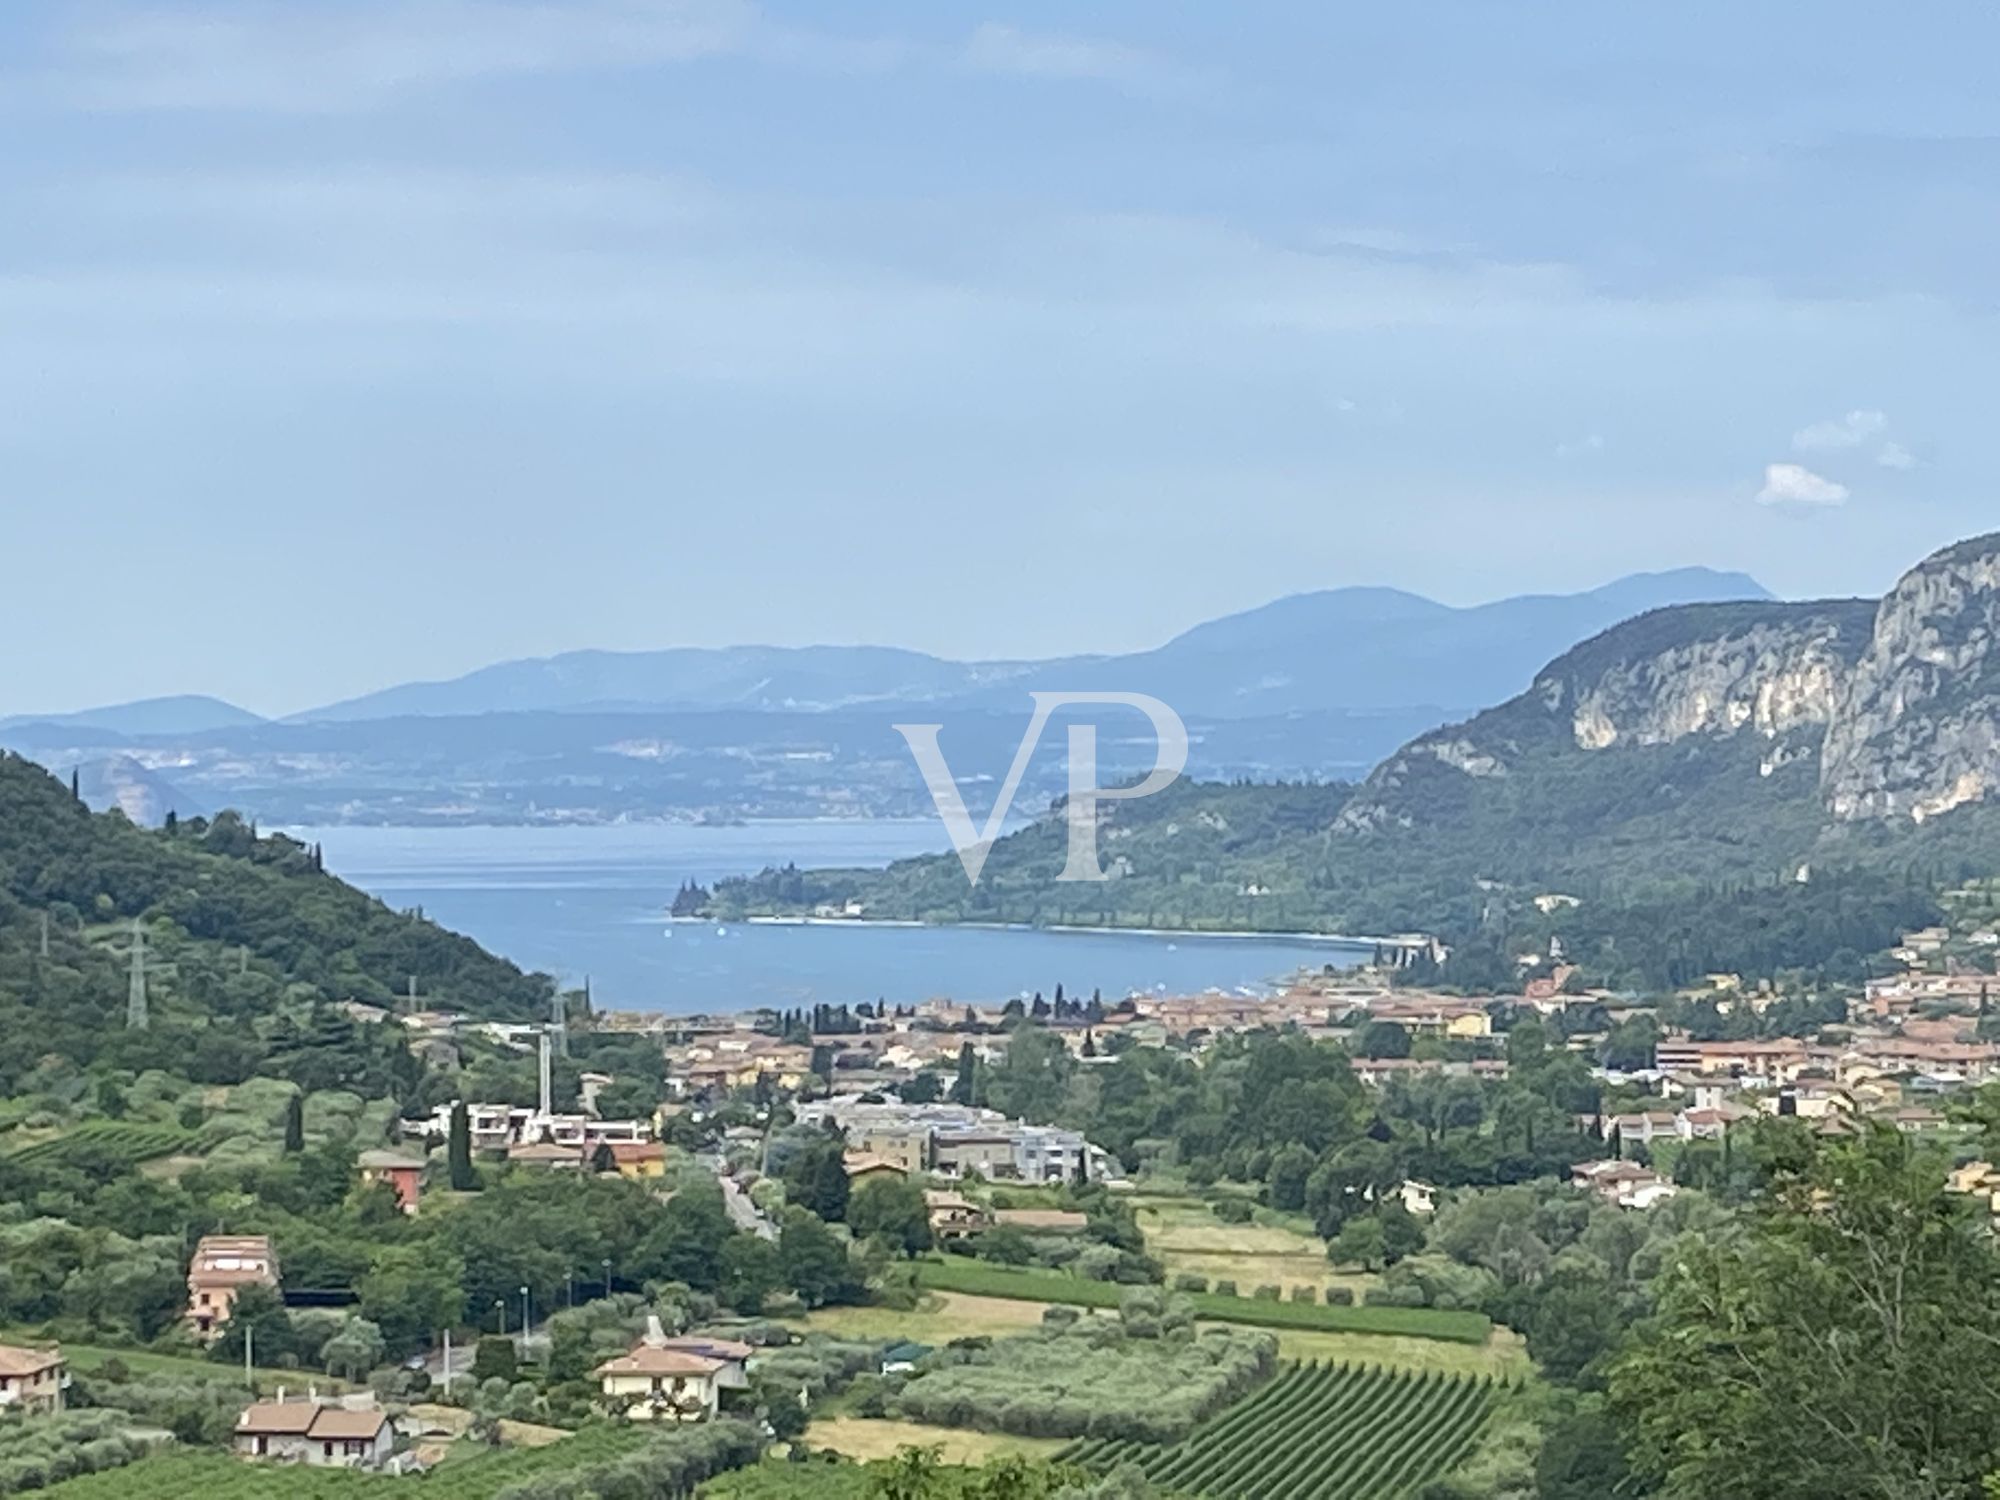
[[1056, 1361, 1497, 1500], [2, 1119, 196, 1169]]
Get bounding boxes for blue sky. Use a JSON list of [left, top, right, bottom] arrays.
[[3, 1, 1997, 716]]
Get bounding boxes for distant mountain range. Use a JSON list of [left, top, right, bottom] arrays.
[[294, 566, 1767, 723], [0, 567, 1770, 826], [732, 532, 2000, 971], [0, 694, 266, 737]]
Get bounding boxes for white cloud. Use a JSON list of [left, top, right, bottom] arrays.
[[961, 23, 1196, 95], [30, 0, 900, 112], [1790, 408, 1919, 472], [1756, 462, 1849, 507], [1792, 408, 1887, 452], [1555, 433, 1605, 459]]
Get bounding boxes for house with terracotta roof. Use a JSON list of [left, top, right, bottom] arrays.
[[357, 1150, 426, 1214], [0, 1344, 65, 1415], [843, 1152, 910, 1188], [594, 1317, 749, 1421], [924, 1189, 990, 1240], [608, 1141, 667, 1180], [233, 1398, 395, 1468], [186, 1234, 278, 1342]]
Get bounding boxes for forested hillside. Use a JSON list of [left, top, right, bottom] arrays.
[[0, 752, 550, 1091], [717, 536, 2000, 987]]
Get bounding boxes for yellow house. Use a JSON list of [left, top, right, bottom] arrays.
[[843, 1152, 910, 1189], [608, 1142, 667, 1180], [1444, 1011, 1492, 1040]]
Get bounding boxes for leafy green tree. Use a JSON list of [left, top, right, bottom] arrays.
[[778, 1207, 859, 1308], [470, 1335, 517, 1383], [781, 1133, 851, 1222], [358, 1244, 466, 1360], [1612, 1128, 2000, 1499], [320, 1315, 386, 1380], [848, 1175, 934, 1257], [719, 1235, 781, 1313], [1353, 1020, 1412, 1059], [209, 1283, 298, 1367]]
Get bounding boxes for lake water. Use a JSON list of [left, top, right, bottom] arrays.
[[291, 823, 1370, 1014]]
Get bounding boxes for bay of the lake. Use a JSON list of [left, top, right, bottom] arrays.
[[290, 822, 1369, 1014]]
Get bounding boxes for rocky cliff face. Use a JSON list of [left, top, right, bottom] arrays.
[[1335, 600, 1874, 834], [1821, 534, 2000, 822], [1335, 536, 2000, 841]]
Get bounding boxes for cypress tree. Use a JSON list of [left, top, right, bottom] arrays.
[[448, 1101, 478, 1191], [282, 1092, 305, 1153]]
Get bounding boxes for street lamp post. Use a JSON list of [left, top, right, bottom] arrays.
[[601, 1257, 611, 1299], [520, 1285, 531, 1348], [494, 1298, 506, 1338]]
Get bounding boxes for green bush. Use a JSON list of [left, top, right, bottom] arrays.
[[1289, 1285, 1316, 1304], [1213, 1279, 1239, 1298], [1252, 1285, 1281, 1302], [1173, 1274, 1208, 1294], [1324, 1286, 1355, 1306]]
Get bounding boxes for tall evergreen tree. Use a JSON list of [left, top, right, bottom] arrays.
[[949, 1041, 977, 1106], [282, 1092, 305, 1153], [447, 1101, 477, 1191]]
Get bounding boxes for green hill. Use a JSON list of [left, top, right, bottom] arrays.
[[0, 751, 550, 1093], [720, 537, 2000, 987]]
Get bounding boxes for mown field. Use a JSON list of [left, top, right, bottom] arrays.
[[1058, 1360, 1498, 1500], [803, 1416, 1067, 1466], [914, 1258, 1492, 1344], [1134, 1197, 1377, 1303]]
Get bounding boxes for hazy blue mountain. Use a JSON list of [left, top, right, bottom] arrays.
[[970, 567, 1774, 718], [296, 644, 1048, 721], [0, 694, 265, 736], [297, 567, 1769, 724]]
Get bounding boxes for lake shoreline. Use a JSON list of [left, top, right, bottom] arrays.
[[719, 914, 1380, 949]]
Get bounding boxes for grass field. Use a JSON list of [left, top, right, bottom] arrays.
[[1136, 1197, 1379, 1301], [0, 1331, 343, 1395], [1058, 1360, 1499, 1499], [913, 1259, 1491, 1345], [787, 1291, 1056, 1345], [805, 1416, 1067, 1465]]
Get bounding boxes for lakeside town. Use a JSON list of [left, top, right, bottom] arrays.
[[12, 877, 2000, 1492]]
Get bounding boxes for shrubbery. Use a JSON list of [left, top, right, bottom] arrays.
[[888, 1324, 1276, 1445]]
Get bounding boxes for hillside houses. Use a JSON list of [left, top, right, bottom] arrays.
[[795, 1098, 1114, 1185], [593, 1318, 752, 1422], [186, 1235, 278, 1342], [234, 1398, 395, 1470]]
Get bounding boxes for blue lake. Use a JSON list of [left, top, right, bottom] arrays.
[[291, 822, 1369, 1014]]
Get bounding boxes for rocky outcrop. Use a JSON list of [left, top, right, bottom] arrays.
[[1821, 534, 2000, 822], [1335, 601, 1872, 833], [1553, 613, 1862, 751], [1334, 533, 2000, 843]]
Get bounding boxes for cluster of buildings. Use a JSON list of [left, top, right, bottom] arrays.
[[794, 1097, 1115, 1185]]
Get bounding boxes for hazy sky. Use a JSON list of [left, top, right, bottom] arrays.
[[4, 2, 1998, 717]]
